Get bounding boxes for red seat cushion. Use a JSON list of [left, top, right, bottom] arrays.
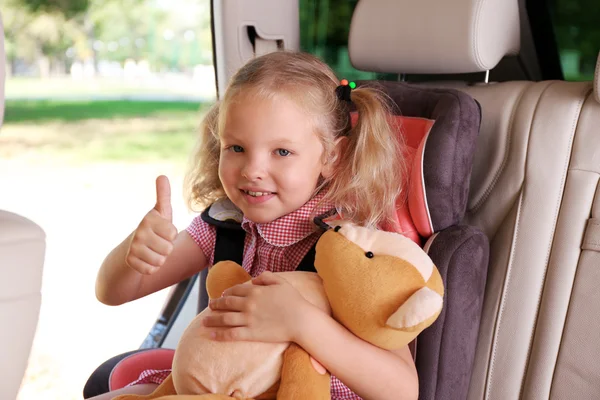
[[109, 348, 175, 391], [350, 112, 436, 244]]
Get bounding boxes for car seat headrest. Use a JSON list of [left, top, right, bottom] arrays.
[[0, 12, 5, 128], [348, 0, 521, 74], [377, 82, 481, 238], [346, 82, 481, 243], [594, 52, 600, 103]]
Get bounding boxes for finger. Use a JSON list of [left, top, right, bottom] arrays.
[[154, 175, 172, 221], [209, 295, 246, 312], [252, 271, 282, 286], [223, 283, 255, 298], [203, 312, 247, 328], [126, 256, 160, 275], [130, 245, 167, 268], [145, 233, 174, 257], [153, 220, 178, 242], [210, 327, 249, 342]]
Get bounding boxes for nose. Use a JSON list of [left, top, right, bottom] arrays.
[[241, 155, 266, 181]]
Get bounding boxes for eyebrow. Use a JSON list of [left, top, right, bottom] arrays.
[[221, 132, 300, 147], [220, 131, 243, 142], [268, 138, 300, 146]]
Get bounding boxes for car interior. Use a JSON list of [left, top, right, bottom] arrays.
[[3, 0, 600, 398], [0, 11, 47, 400]]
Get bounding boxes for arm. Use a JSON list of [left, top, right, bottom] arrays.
[[95, 175, 209, 306], [205, 272, 418, 400], [95, 230, 207, 306], [294, 304, 418, 400]]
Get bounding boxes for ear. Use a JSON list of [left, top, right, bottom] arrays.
[[386, 287, 443, 329], [321, 136, 347, 179]]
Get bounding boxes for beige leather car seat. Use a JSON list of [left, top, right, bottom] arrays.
[[0, 11, 46, 400], [350, 0, 600, 399]]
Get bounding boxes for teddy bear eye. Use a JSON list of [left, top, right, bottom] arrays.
[[334, 226, 342, 232], [365, 251, 374, 258]]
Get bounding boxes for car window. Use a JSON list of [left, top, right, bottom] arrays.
[[299, 0, 397, 81], [548, 0, 600, 81], [3, 1, 214, 399], [301, 0, 599, 83]]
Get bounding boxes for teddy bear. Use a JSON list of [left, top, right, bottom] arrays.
[[114, 220, 444, 400]]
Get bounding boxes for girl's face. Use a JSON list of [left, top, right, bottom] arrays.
[[218, 93, 330, 224]]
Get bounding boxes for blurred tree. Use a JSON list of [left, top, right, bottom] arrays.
[[19, 0, 89, 17], [299, 0, 395, 80], [4, 0, 86, 76], [78, 0, 212, 71], [300, 0, 355, 62], [3, 0, 213, 76], [549, 0, 600, 78]]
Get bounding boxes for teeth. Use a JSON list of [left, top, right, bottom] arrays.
[[246, 191, 271, 197]]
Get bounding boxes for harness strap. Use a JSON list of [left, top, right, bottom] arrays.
[[214, 227, 245, 265], [212, 227, 317, 273], [295, 245, 317, 272], [197, 203, 333, 312]]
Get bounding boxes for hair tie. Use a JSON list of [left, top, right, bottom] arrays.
[[336, 79, 356, 102]]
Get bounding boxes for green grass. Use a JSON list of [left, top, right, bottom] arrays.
[[1, 99, 211, 163], [4, 99, 204, 123]]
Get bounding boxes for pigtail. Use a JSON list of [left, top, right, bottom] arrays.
[[323, 86, 407, 228], [184, 102, 226, 211]]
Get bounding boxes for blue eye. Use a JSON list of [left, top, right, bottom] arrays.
[[232, 145, 244, 153], [277, 149, 291, 157]]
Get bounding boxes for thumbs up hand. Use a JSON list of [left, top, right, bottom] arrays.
[[154, 174, 173, 221], [126, 175, 178, 275]]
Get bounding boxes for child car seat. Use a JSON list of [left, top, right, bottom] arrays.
[[83, 77, 489, 400]]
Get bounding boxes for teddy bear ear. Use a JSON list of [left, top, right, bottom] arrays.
[[386, 287, 443, 329], [313, 214, 338, 230], [312, 209, 353, 231]]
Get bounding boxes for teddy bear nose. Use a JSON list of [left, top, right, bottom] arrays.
[[365, 251, 374, 258]]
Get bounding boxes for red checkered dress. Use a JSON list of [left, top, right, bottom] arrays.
[[127, 192, 362, 399]]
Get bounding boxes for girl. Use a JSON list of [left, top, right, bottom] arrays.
[[93, 51, 417, 400]]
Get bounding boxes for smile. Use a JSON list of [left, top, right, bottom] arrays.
[[243, 190, 274, 197], [240, 190, 276, 205]]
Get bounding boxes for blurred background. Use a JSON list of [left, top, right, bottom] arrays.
[[1, 0, 213, 399]]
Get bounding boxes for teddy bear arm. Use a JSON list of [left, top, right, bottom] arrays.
[[276, 343, 330, 400]]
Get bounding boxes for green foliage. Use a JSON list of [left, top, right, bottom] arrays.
[[3, 3, 83, 68], [299, 0, 395, 80], [4, 0, 213, 75], [19, 0, 89, 17], [549, 0, 600, 78]]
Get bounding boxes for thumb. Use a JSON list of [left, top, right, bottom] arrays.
[[252, 271, 281, 286], [154, 175, 172, 221]]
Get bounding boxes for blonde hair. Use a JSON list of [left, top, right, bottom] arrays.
[[185, 51, 406, 228]]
